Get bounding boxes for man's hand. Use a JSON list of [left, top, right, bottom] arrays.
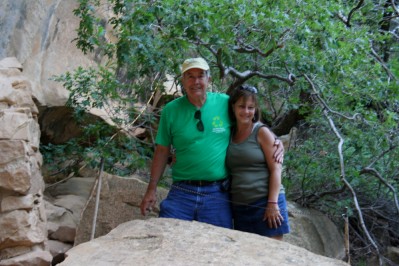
[[140, 144, 170, 216], [140, 189, 157, 216], [273, 138, 285, 164]]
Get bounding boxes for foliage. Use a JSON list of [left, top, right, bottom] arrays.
[[49, 0, 399, 264], [45, 66, 155, 176]]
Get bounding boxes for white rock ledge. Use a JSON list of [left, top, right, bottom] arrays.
[[60, 218, 349, 266]]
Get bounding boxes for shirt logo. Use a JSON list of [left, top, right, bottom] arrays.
[[212, 116, 226, 133]]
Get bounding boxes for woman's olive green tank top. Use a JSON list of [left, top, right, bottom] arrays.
[[226, 122, 285, 205]]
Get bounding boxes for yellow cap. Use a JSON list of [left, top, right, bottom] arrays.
[[181, 58, 210, 74]]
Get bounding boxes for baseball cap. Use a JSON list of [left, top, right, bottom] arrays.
[[181, 58, 210, 74]]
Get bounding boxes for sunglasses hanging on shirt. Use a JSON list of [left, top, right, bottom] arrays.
[[194, 110, 204, 132]]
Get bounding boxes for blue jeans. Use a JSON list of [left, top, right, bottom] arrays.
[[159, 182, 232, 229], [232, 194, 290, 237]]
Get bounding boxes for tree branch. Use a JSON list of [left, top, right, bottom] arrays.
[[233, 37, 283, 57], [365, 144, 398, 168], [310, 86, 367, 123], [305, 185, 347, 204], [370, 43, 397, 81], [304, 74, 382, 264], [224, 69, 295, 95], [233, 29, 290, 57], [337, 0, 365, 27], [391, 0, 399, 16], [193, 36, 296, 88], [360, 167, 399, 215]]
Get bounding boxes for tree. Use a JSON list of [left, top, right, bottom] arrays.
[[50, 0, 399, 264]]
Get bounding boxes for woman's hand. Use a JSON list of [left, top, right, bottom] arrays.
[[263, 203, 284, 228], [273, 138, 284, 164]]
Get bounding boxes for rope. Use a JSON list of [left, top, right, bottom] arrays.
[[156, 178, 346, 219], [91, 157, 104, 240], [343, 207, 351, 264]]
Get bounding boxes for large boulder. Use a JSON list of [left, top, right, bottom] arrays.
[[58, 174, 344, 260], [74, 173, 169, 246], [44, 177, 95, 262], [45, 177, 96, 199], [60, 218, 349, 266], [44, 173, 346, 262], [285, 202, 346, 260], [45, 195, 87, 243]]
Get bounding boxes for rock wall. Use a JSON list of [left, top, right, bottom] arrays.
[[0, 0, 119, 147], [0, 58, 52, 265], [0, 0, 99, 107]]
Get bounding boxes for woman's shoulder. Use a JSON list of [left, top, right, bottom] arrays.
[[254, 122, 270, 133], [256, 123, 274, 142]]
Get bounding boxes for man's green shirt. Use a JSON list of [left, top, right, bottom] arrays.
[[156, 92, 231, 182]]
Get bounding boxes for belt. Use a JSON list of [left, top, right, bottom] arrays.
[[174, 179, 225, 187]]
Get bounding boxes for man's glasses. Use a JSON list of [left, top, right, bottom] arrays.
[[239, 85, 258, 94], [194, 110, 204, 132]]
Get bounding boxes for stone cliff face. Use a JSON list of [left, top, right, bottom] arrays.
[[0, 57, 51, 265], [0, 0, 116, 147], [0, 0, 97, 107]]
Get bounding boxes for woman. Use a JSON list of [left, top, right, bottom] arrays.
[[226, 84, 290, 240]]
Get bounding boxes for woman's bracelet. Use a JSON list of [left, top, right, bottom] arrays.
[[268, 201, 278, 204]]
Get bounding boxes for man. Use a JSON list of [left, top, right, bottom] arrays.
[[140, 57, 283, 228]]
